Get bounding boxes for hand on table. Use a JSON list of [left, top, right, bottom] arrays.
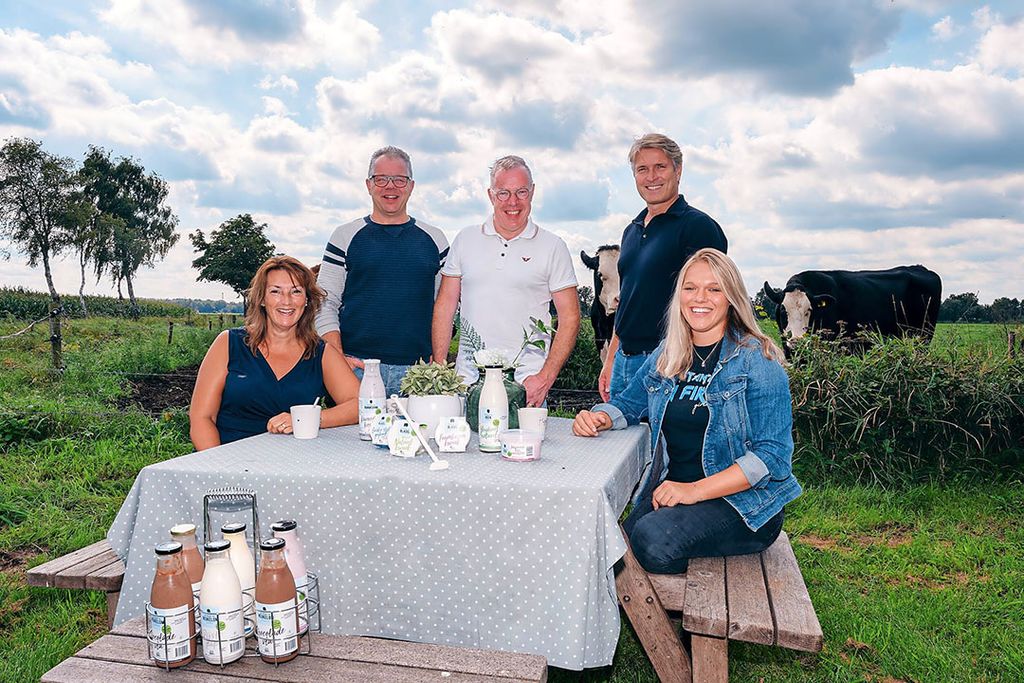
[[572, 410, 611, 437], [267, 412, 293, 434], [651, 480, 703, 509]]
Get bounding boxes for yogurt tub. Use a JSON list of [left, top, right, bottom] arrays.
[[499, 429, 543, 461]]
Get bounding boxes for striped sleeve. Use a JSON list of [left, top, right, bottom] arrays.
[[415, 219, 450, 297], [315, 218, 365, 337]]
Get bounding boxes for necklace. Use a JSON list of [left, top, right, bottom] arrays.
[[693, 339, 721, 367]]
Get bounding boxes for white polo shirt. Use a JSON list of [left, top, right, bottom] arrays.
[[444, 217, 578, 384]]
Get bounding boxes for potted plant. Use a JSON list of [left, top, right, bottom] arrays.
[[464, 317, 552, 431], [399, 360, 468, 437]]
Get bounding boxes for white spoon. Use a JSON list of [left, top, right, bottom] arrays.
[[389, 394, 450, 471]]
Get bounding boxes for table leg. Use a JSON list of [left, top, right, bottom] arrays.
[[691, 635, 728, 683], [616, 528, 692, 683], [105, 591, 120, 630]]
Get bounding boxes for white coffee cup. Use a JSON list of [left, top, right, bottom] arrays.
[[517, 407, 548, 440], [290, 404, 322, 439]]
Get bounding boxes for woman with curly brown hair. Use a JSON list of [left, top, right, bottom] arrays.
[[190, 256, 359, 450]]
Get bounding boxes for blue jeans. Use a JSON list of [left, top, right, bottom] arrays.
[[609, 347, 652, 400], [623, 494, 784, 574], [349, 359, 411, 398]]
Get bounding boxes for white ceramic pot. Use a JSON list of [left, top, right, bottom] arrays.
[[406, 394, 463, 438]]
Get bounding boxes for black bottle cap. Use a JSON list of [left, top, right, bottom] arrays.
[[204, 540, 231, 553], [260, 537, 286, 552], [155, 542, 182, 555], [271, 520, 297, 532], [221, 522, 247, 534]]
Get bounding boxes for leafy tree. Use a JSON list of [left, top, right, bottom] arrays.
[[577, 284, 593, 317], [190, 214, 276, 312], [0, 138, 81, 304], [81, 147, 179, 315], [990, 297, 1022, 323], [942, 292, 983, 325], [753, 289, 776, 320]]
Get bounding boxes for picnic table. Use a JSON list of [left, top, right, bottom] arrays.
[[106, 418, 650, 670]]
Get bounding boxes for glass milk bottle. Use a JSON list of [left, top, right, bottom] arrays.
[[477, 365, 508, 453], [272, 520, 309, 635], [169, 524, 204, 593], [255, 538, 301, 664], [221, 522, 256, 635], [199, 540, 245, 664], [148, 542, 196, 669], [359, 359, 387, 440]]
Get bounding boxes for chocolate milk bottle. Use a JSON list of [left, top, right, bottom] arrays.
[[271, 520, 308, 635], [148, 541, 196, 668], [170, 524, 205, 591], [254, 537, 300, 663]]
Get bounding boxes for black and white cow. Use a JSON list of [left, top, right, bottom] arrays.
[[580, 246, 620, 363], [763, 265, 942, 352]]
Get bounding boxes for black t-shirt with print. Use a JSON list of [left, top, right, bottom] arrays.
[[663, 342, 722, 483]]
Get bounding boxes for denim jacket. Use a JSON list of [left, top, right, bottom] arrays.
[[593, 331, 802, 531]]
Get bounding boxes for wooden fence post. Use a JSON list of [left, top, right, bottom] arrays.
[[167, 320, 174, 345], [219, 314, 224, 329], [48, 306, 63, 370], [1010, 332, 1017, 360], [207, 318, 212, 331], [231, 314, 237, 325]]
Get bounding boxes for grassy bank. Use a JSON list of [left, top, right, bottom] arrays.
[[2, 316, 1022, 681]]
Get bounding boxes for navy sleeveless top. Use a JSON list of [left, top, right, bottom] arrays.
[[216, 328, 328, 444]]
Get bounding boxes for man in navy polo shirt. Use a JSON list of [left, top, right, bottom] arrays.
[[598, 134, 727, 401], [315, 146, 448, 396]]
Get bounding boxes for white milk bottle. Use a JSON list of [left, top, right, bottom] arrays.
[[272, 520, 309, 635], [359, 359, 386, 441], [199, 540, 245, 664], [221, 522, 256, 636], [477, 366, 508, 453]]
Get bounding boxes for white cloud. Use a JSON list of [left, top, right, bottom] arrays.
[[258, 75, 299, 93], [975, 17, 1024, 73], [931, 16, 959, 40], [99, 0, 380, 69]]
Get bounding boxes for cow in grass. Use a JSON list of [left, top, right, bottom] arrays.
[[580, 246, 620, 363], [762, 265, 942, 353]]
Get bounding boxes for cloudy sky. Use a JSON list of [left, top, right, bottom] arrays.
[[1, 0, 1022, 303]]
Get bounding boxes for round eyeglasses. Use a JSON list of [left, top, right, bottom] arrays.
[[492, 187, 532, 202], [370, 175, 411, 188]]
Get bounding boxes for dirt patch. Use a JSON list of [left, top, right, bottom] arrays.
[[548, 388, 602, 414], [850, 522, 914, 549], [0, 548, 43, 573], [797, 534, 843, 552], [117, 365, 199, 414]]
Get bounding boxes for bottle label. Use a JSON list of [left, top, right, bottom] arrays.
[[295, 575, 309, 634], [200, 605, 245, 662], [370, 412, 394, 447], [478, 409, 506, 451], [256, 597, 299, 657], [435, 417, 471, 452], [148, 604, 193, 663], [359, 398, 382, 439], [501, 442, 536, 460]]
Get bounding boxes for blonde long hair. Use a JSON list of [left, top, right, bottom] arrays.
[[244, 256, 325, 359], [657, 248, 784, 378]]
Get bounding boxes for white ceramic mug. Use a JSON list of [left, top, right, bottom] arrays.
[[290, 404, 322, 439], [517, 407, 548, 440]]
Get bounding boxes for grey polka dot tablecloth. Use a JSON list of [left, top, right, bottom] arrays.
[[106, 417, 651, 670]]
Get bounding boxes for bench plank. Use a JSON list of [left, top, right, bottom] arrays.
[[65, 634, 538, 682], [682, 556, 727, 638], [53, 547, 121, 589], [647, 573, 686, 612], [83, 557, 126, 591], [26, 540, 113, 588], [110, 618, 547, 681], [42, 656, 265, 682], [724, 553, 774, 645], [761, 532, 823, 652]]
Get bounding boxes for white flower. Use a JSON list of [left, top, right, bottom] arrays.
[[473, 348, 513, 368]]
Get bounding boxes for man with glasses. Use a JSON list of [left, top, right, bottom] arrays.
[[597, 133, 727, 401], [431, 155, 579, 407], [315, 146, 449, 396]]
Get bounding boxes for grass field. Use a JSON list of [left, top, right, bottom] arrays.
[[1, 315, 1021, 681]]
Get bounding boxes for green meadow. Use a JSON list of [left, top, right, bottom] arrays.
[[1, 315, 1021, 682]]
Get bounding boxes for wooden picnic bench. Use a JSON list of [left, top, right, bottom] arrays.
[[26, 539, 125, 628], [617, 530, 823, 683], [41, 615, 548, 682]]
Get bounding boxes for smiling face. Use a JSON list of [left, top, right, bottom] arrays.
[[488, 166, 534, 235], [632, 147, 681, 212], [263, 269, 307, 332], [366, 154, 414, 223], [679, 260, 730, 345]]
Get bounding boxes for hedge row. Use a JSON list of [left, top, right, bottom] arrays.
[[0, 287, 190, 320]]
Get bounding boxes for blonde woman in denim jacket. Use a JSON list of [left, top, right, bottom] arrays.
[[573, 248, 801, 573]]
